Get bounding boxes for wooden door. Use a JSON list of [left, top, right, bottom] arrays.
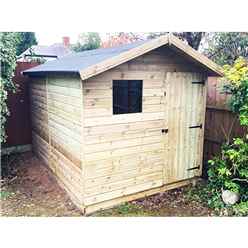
[[163, 72, 207, 184]]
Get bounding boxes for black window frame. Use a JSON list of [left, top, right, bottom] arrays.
[[113, 80, 143, 115]]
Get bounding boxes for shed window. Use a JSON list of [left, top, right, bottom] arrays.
[[113, 80, 143, 115]]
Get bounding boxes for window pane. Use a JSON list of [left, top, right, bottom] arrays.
[[128, 80, 142, 113], [113, 80, 142, 115], [113, 80, 128, 114]]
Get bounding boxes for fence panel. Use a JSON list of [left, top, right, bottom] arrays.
[[3, 61, 39, 152], [203, 77, 247, 171]]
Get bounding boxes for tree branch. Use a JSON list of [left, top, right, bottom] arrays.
[[232, 178, 248, 184]]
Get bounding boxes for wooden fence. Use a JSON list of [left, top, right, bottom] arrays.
[[3, 61, 39, 154], [203, 77, 247, 175]]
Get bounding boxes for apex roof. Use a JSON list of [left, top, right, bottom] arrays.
[[23, 34, 223, 79]]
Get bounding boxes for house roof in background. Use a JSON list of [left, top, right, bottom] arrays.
[[23, 34, 223, 78], [19, 43, 73, 59]]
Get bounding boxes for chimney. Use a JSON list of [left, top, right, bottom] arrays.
[[62, 36, 70, 47]]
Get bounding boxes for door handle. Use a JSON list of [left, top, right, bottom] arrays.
[[161, 129, 168, 134], [187, 166, 200, 171], [189, 124, 202, 129]]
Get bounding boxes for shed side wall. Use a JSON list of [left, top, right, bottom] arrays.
[[30, 77, 49, 165], [30, 74, 84, 209], [47, 74, 83, 206]]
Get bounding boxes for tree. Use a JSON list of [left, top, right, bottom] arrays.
[[147, 32, 205, 50], [15, 32, 37, 56], [101, 32, 144, 48], [0, 32, 17, 143], [176, 32, 205, 51], [72, 32, 101, 52], [205, 32, 248, 66]]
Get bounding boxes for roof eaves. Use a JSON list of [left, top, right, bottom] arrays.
[[22, 70, 79, 76], [24, 54, 58, 58], [168, 34, 223, 77]]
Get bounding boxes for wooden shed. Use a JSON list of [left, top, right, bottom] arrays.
[[23, 34, 222, 214]]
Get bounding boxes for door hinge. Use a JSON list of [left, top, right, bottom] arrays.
[[161, 129, 168, 134], [187, 166, 200, 171], [189, 124, 202, 129], [192, 81, 205, 85]]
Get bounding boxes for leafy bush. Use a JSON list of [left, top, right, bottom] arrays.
[[223, 57, 248, 125], [208, 138, 248, 198], [0, 32, 17, 143], [187, 181, 248, 216], [201, 58, 248, 215], [206, 148, 248, 215], [186, 181, 224, 210], [232, 201, 248, 216]]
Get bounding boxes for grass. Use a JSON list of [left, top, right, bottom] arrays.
[[92, 202, 158, 217], [91, 184, 213, 217], [0, 190, 13, 200]]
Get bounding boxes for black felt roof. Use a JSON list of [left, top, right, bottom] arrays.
[[23, 40, 149, 75]]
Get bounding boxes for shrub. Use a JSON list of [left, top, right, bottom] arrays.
[[0, 32, 17, 143], [232, 201, 248, 216], [223, 57, 248, 125], [203, 58, 248, 215], [208, 138, 248, 199]]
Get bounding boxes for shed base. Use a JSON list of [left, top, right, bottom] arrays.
[[85, 177, 199, 215], [37, 152, 199, 215]]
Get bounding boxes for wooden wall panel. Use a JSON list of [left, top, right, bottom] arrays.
[[30, 78, 50, 165], [47, 75, 84, 206], [47, 75, 82, 168], [30, 74, 84, 209], [82, 47, 206, 207]]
